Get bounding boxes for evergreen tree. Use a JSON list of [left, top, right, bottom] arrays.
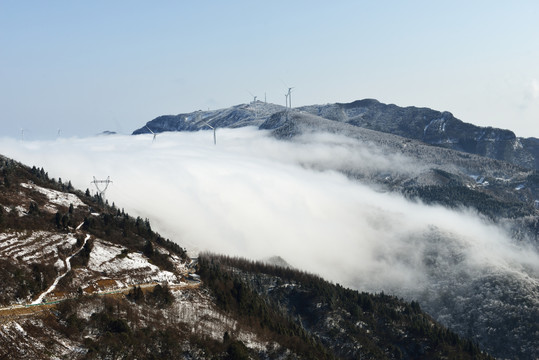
[[143, 240, 154, 257]]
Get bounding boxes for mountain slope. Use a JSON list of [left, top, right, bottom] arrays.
[[258, 111, 539, 359], [132, 101, 285, 136], [0, 155, 493, 359], [298, 99, 539, 170], [199, 254, 492, 360], [260, 111, 539, 222]]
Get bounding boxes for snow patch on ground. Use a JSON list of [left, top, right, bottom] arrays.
[[13, 322, 26, 336], [87, 240, 180, 285], [0, 231, 76, 264], [20, 182, 86, 209], [170, 289, 267, 350], [76, 302, 103, 321], [54, 258, 65, 271], [424, 118, 446, 136], [14, 205, 26, 216]]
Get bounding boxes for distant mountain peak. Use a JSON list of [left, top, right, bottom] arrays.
[[133, 98, 539, 170]]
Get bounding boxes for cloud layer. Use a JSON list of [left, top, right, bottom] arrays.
[[1, 129, 537, 296]]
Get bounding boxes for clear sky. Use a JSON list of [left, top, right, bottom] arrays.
[[1, 1, 538, 139]]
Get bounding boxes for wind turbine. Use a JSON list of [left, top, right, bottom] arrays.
[[248, 91, 257, 104], [281, 79, 295, 109], [204, 122, 216, 145], [145, 126, 157, 142], [287, 87, 294, 109], [248, 91, 258, 120]]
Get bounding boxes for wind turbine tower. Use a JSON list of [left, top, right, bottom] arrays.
[[248, 91, 258, 120], [287, 87, 294, 109], [145, 126, 157, 142], [204, 122, 216, 145]]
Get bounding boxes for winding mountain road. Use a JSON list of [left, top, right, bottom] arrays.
[[31, 234, 90, 305]]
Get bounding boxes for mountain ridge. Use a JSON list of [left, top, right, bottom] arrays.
[[133, 99, 539, 170], [299, 99, 539, 170]]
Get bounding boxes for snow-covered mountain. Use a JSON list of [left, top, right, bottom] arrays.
[[133, 99, 539, 170], [129, 101, 539, 359], [132, 101, 285, 135], [298, 99, 539, 170]]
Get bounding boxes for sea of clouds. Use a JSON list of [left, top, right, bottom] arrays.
[[1, 128, 538, 296]]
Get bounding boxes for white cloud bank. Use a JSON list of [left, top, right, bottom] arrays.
[[0, 128, 537, 296]]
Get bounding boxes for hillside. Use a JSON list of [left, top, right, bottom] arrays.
[[0, 156, 493, 359]]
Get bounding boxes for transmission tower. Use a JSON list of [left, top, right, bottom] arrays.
[[91, 176, 112, 199]]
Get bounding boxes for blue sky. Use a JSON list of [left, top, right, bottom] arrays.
[[1, 1, 539, 139]]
